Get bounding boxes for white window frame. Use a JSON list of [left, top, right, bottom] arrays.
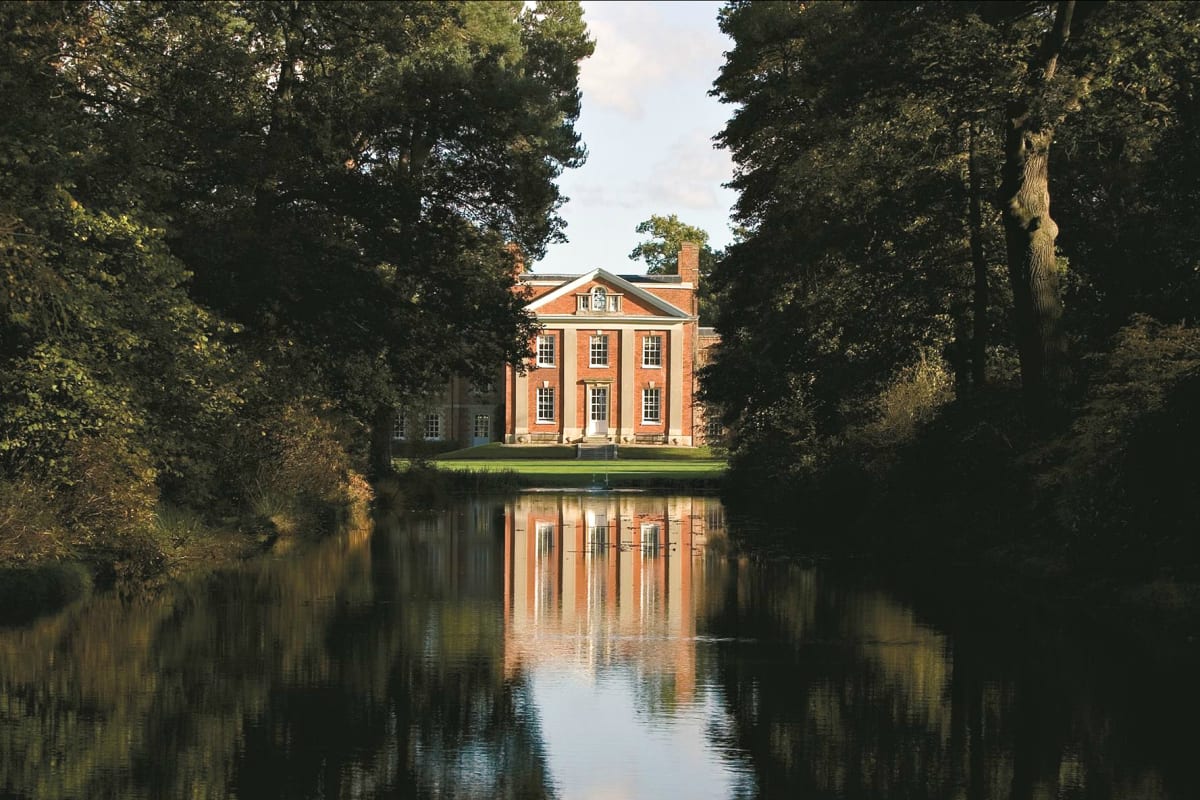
[[536, 334, 556, 367], [393, 413, 407, 440], [473, 414, 490, 439], [589, 334, 608, 368], [642, 387, 661, 424], [641, 522, 662, 553], [424, 412, 442, 440], [536, 387, 555, 422], [536, 521, 555, 555], [642, 335, 662, 368], [590, 286, 607, 311]]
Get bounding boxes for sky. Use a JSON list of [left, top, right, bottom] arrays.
[[531, 1, 737, 275]]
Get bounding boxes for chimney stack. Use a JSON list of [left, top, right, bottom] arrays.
[[678, 241, 700, 319], [678, 241, 700, 286]]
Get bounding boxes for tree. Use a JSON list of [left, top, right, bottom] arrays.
[[65, 1, 593, 475], [0, 2, 243, 521], [706, 0, 1200, 473], [628, 213, 722, 322]]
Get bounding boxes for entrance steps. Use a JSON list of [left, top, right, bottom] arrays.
[[576, 443, 619, 460]]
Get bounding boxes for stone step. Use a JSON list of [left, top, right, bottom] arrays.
[[576, 443, 619, 460]]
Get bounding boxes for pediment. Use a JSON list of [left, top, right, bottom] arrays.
[[524, 269, 690, 319]]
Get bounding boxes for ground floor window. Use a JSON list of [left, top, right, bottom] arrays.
[[424, 413, 442, 440], [536, 387, 555, 422], [642, 387, 661, 424], [705, 418, 723, 439], [393, 413, 407, 440], [474, 414, 490, 439]]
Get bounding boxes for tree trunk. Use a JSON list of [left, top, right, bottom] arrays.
[[369, 403, 395, 477], [1000, 1, 1078, 418], [967, 117, 989, 389], [1001, 121, 1065, 415]]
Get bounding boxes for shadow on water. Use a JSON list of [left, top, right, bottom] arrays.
[[0, 492, 1196, 798]]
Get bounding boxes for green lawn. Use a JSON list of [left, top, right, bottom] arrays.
[[397, 443, 726, 489], [435, 442, 721, 461]]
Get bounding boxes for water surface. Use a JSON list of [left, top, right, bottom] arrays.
[[0, 492, 1194, 798]]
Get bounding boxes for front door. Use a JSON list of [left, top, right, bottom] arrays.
[[471, 414, 490, 447], [588, 386, 609, 436]]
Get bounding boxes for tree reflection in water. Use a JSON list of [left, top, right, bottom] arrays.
[[0, 494, 1195, 799], [0, 504, 554, 799], [699, 557, 1195, 799]]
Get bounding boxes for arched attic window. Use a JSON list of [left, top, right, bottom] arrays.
[[590, 286, 607, 311]]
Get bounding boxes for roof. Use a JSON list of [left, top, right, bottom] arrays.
[[521, 272, 682, 285], [523, 268, 692, 320]]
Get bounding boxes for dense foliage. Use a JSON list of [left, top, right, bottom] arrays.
[[705, 1, 1200, 571], [1, 1, 591, 571]]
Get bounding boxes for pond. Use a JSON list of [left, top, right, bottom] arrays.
[[0, 492, 1195, 799]]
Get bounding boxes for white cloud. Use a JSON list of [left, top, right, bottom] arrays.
[[579, 1, 724, 118], [637, 128, 734, 211]]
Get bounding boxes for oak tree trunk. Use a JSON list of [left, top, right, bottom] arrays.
[[1002, 122, 1066, 414], [1001, 0, 1078, 418]]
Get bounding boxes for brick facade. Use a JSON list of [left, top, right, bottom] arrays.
[[504, 244, 710, 446]]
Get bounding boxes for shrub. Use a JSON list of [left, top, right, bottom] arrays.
[[0, 479, 68, 564], [1040, 315, 1200, 560], [862, 350, 955, 448]]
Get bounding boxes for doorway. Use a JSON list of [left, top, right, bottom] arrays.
[[587, 386, 609, 436]]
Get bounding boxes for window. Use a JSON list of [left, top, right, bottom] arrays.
[[537, 334, 556, 367], [536, 387, 555, 422], [474, 414, 490, 439], [424, 413, 442, 440], [392, 413, 407, 440], [642, 388, 661, 424], [641, 523, 662, 554], [590, 286, 607, 311], [589, 334, 608, 367], [642, 335, 662, 367], [471, 380, 495, 395], [706, 418, 723, 439], [536, 522, 555, 555]]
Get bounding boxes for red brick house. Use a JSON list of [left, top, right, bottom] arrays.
[[393, 244, 718, 449], [505, 243, 715, 446]]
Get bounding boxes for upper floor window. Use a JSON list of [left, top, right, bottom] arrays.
[[590, 334, 609, 367], [576, 292, 622, 313], [643, 335, 663, 367], [537, 334, 556, 367]]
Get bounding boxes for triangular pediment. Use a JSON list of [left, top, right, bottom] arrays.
[[524, 269, 691, 318]]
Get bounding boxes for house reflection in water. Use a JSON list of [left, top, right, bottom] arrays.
[[502, 493, 727, 701]]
